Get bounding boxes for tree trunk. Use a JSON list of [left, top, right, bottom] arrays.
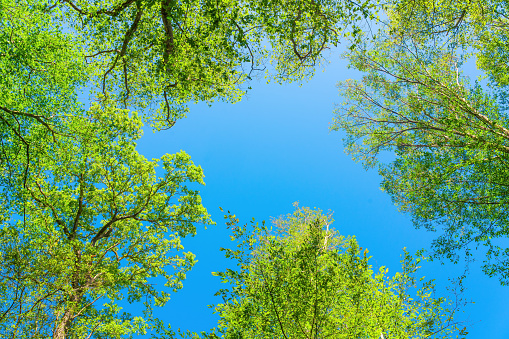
[[53, 309, 73, 339]]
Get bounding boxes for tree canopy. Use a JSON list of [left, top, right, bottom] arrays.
[[0, 0, 86, 188], [332, 0, 509, 285], [1, 0, 375, 182], [0, 0, 479, 337], [0, 102, 211, 338], [51, 0, 375, 129], [1, 0, 382, 337], [190, 206, 466, 339]]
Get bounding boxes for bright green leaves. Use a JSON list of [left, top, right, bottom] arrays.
[[332, 0, 509, 285], [52, 0, 377, 129], [0, 0, 87, 190], [205, 206, 465, 339], [0, 101, 212, 338], [0, 0, 388, 337]]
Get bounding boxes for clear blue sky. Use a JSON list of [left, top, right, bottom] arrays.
[[136, 55, 509, 337]]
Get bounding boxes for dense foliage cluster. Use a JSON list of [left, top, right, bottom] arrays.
[[0, 102, 211, 338], [333, 0, 509, 285], [205, 207, 466, 339]]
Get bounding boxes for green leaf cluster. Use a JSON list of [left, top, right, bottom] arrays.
[[195, 206, 465, 339], [333, 0, 509, 284], [0, 0, 471, 337], [54, 0, 376, 129]]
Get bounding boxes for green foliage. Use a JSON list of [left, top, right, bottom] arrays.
[[332, 0, 509, 285], [0, 0, 379, 180], [185, 206, 466, 339], [0, 0, 87, 187], [0, 102, 212, 338], [4, 0, 478, 338], [52, 0, 376, 129]]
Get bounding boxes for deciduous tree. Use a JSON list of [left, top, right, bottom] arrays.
[[0, 0, 86, 187], [53, 0, 376, 128], [332, 0, 509, 284], [0, 101, 211, 338], [182, 206, 467, 339]]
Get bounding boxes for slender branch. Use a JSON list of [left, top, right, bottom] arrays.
[[71, 172, 86, 240], [102, 7, 143, 94], [161, 0, 175, 64], [259, 268, 289, 339], [0, 105, 57, 142], [0, 114, 30, 187], [84, 49, 120, 59], [63, 0, 136, 17]]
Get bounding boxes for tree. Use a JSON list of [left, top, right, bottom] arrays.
[[332, 0, 509, 284], [0, 101, 212, 338], [186, 206, 467, 339], [50, 0, 376, 129], [0, 0, 380, 200]]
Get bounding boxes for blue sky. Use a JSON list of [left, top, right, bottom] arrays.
[[136, 55, 509, 337]]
